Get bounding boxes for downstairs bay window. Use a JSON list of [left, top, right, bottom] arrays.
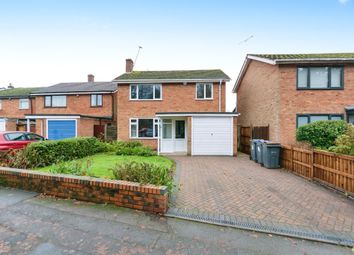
[[296, 114, 344, 128], [130, 118, 159, 138]]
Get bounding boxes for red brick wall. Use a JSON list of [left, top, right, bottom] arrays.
[[0, 98, 33, 119], [117, 82, 226, 148], [5, 120, 17, 131], [237, 60, 281, 141], [0, 167, 168, 214], [279, 64, 354, 145], [35, 94, 114, 117]]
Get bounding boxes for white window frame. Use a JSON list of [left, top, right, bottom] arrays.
[[0, 100, 2, 110], [129, 84, 162, 100], [196, 83, 213, 100], [129, 118, 159, 139], [19, 99, 30, 109], [91, 94, 103, 107]]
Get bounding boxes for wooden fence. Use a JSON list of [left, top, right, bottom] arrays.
[[281, 145, 354, 195], [239, 125, 269, 154]]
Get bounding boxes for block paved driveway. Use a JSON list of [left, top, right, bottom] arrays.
[[169, 154, 354, 241]]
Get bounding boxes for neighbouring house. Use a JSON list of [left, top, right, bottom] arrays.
[[113, 59, 238, 156], [0, 87, 41, 132], [25, 74, 118, 140], [234, 53, 354, 145]]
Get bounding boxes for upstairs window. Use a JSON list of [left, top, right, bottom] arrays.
[[196, 83, 213, 99], [130, 84, 162, 100], [297, 66, 344, 89], [45, 95, 67, 107], [91, 94, 103, 107], [0, 100, 2, 110], [19, 99, 29, 109]]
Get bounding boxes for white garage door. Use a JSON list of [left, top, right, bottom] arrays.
[[0, 119, 5, 131], [192, 117, 233, 156]]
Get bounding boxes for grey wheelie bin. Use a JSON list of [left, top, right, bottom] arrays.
[[250, 139, 262, 162], [262, 142, 281, 169], [255, 140, 265, 164]]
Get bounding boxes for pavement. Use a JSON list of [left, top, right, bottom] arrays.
[[168, 154, 354, 245], [0, 187, 352, 254]]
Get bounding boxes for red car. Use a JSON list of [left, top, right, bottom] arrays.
[[0, 131, 45, 151]]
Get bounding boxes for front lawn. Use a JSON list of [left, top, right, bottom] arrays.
[[36, 152, 174, 179]]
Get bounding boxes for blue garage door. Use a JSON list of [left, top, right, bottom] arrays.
[[48, 120, 76, 140]]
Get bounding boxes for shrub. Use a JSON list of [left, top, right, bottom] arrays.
[[328, 124, 354, 156], [49, 159, 95, 177], [110, 161, 174, 191], [24, 137, 107, 168], [296, 120, 348, 149], [1, 149, 31, 169], [116, 146, 156, 156]]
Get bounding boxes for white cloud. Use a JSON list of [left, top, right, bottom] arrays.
[[338, 0, 349, 4]]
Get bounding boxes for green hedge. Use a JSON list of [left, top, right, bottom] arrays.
[[296, 120, 348, 149], [24, 137, 107, 167], [329, 124, 354, 156]]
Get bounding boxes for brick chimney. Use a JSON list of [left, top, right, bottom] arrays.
[[126, 59, 134, 73], [88, 74, 94, 82]]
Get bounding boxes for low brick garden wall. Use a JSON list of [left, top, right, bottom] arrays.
[[0, 167, 168, 214]]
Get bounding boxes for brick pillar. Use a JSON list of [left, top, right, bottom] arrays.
[[187, 117, 192, 156], [233, 117, 238, 157]]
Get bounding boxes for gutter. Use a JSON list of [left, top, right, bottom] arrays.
[[31, 91, 116, 96]]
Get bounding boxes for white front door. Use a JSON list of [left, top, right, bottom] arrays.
[[160, 118, 187, 153]]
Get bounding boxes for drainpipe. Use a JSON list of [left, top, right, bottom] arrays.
[[218, 80, 222, 112]]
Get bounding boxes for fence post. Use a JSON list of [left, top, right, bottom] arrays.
[[310, 149, 314, 180], [290, 146, 294, 171]]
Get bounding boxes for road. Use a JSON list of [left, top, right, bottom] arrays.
[[0, 187, 351, 255]]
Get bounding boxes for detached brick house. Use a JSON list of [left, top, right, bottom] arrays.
[[234, 53, 354, 145], [114, 59, 238, 156], [1, 61, 237, 156], [0, 87, 40, 132], [25, 75, 118, 140]]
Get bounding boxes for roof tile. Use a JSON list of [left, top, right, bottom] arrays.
[[114, 69, 230, 81], [250, 53, 354, 60], [34, 82, 117, 94]]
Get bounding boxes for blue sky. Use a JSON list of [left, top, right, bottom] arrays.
[[1, 0, 353, 110]]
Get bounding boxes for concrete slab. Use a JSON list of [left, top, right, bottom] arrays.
[[0, 187, 37, 208]]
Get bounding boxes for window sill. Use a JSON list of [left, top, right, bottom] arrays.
[[129, 137, 158, 140], [90, 106, 103, 108], [44, 106, 67, 108], [19, 108, 30, 110], [129, 99, 163, 101], [195, 98, 214, 101], [296, 87, 344, 91]]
